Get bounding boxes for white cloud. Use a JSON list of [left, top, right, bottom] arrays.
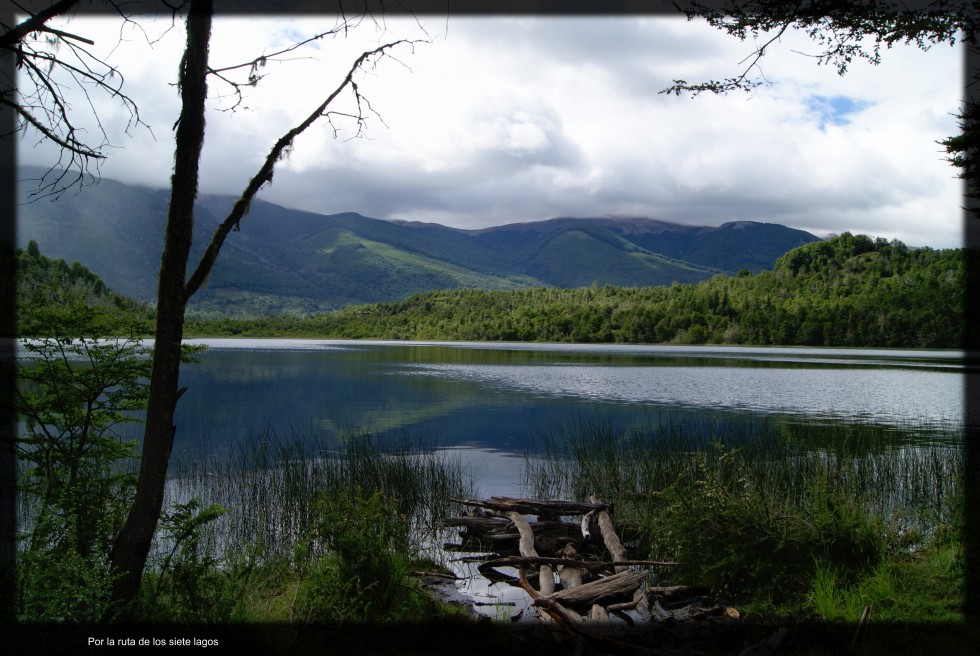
[[16, 13, 965, 249]]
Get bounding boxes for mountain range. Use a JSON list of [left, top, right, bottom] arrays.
[[16, 167, 820, 315]]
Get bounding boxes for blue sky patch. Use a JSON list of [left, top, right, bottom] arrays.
[[805, 95, 872, 130]]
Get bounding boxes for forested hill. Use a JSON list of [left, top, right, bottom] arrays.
[[8, 240, 154, 336], [18, 166, 818, 315], [187, 233, 974, 349]]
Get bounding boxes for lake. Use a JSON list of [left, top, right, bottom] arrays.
[[168, 339, 976, 497]]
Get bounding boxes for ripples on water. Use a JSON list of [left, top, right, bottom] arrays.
[[405, 361, 966, 427], [152, 340, 973, 483]]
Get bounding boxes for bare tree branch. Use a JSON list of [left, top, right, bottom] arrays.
[[185, 38, 422, 298], [0, 0, 80, 49], [37, 26, 95, 46], [2, 0, 149, 199], [3, 97, 102, 158], [203, 18, 368, 113], [207, 26, 346, 77]]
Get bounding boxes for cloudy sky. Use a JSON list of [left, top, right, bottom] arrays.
[[18, 11, 966, 248]]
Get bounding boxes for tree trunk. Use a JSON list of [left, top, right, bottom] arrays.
[[109, 0, 212, 608]]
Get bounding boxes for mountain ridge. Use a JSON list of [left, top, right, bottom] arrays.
[[16, 166, 821, 315]]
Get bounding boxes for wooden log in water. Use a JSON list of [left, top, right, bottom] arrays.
[[588, 603, 610, 629], [476, 562, 518, 585], [558, 543, 584, 591], [480, 555, 679, 571], [480, 520, 581, 540], [476, 562, 544, 588], [453, 497, 609, 516], [517, 566, 585, 631], [505, 511, 537, 559], [590, 496, 628, 572], [589, 495, 652, 617], [445, 516, 581, 542], [536, 569, 648, 610], [505, 510, 555, 596], [450, 498, 660, 633], [450, 554, 501, 563], [581, 509, 595, 541], [443, 516, 511, 531]]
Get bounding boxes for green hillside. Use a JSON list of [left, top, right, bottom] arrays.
[[472, 217, 819, 274], [598, 219, 820, 273], [503, 226, 718, 287], [9, 240, 154, 337], [186, 234, 974, 349], [18, 167, 820, 317]]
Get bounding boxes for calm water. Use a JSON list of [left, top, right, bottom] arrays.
[[165, 339, 975, 495]]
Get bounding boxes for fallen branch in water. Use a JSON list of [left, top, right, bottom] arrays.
[[536, 569, 649, 610], [481, 555, 679, 570]]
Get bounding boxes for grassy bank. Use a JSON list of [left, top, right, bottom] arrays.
[[12, 413, 976, 655], [16, 430, 477, 627], [140, 431, 478, 625], [525, 414, 969, 627]]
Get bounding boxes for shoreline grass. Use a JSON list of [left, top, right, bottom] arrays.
[[15, 428, 477, 625], [164, 429, 474, 562], [523, 413, 968, 624], [15, 412, 971, 650]]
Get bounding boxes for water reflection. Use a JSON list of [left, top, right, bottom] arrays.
[[405, 362, 965, 424], [155, 339, 974, 495]]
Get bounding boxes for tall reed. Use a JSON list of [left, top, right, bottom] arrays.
[[525, 412, 966, 544], [163, 428, 475, 563], [524, 412, 967, 609]]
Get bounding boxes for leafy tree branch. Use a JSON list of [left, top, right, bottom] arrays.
[[663, 0, 973, 96]]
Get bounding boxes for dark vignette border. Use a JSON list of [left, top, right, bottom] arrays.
[[1, 1, 976, 654], [0, 0, 16, 634]]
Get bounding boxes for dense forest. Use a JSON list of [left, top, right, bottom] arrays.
[[11, 233, 973, 349], [8, 240, 154, 336], [186, 234, 974, 349]]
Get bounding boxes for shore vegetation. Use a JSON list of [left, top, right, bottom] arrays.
[[8, 239, 975, 654], [184, 234, 976, 349], [525, 414, 971, 637]]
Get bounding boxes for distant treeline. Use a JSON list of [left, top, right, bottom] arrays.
[[10, 240, 154, 336], [186, 233, 976, 349]]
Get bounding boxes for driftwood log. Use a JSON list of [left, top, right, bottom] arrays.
[[591, 495, 652, 618], [437, 497, 750, 656], [452, 497, 610, 515], [443, 497, 745, 655], [479, 555, 677, 571], [446, 498, 652, 636], [537, 568, 648, 610]]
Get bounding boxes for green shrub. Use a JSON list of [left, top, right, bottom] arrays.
[[141, 498, 235, 623], [298, 486, 430, 623], [11, 313, 149, 621], [16, 513, 116, 622], [645, 445, 885, 609]]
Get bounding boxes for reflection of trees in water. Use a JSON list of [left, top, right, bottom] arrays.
[[167, 344, 966, 463]]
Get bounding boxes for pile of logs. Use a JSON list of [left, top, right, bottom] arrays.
[[441, 497, 789, 655], [444, 497, 680, 635]]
